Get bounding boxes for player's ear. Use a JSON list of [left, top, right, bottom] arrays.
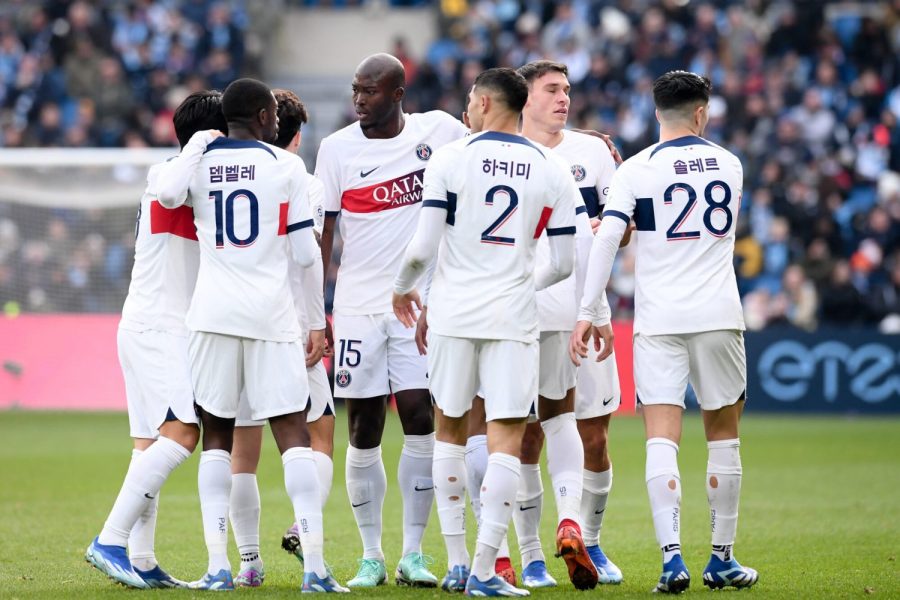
[[655, 108, 661, 125], [393, 86, 405, 103], [292, 130, 301, 150]]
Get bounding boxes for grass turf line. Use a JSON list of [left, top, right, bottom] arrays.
[[0, 411, 898, 598]]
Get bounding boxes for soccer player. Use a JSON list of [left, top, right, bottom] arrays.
[[515, 59, 624, 585], [316, 53, 466, 587], [571, 70, 759, 594], [393, 67, 577, 596], [225, 88, 334, 588], [157, 78, 345, 593], [84, 90, 226, 590]]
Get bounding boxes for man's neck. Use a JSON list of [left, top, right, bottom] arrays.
[[659, 124, 701, 144], [521, 121, 564, 148], [362, 111, 405, 139], [227, 124, 258, 141], [481, 113, 521, 136]]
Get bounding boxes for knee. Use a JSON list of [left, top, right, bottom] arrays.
[[581, 426, 608, 457]]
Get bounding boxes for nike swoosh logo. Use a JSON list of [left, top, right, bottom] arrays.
[[594, 508, 605, 515], [144, 493, 155, 499], [602, 397, 613, 406], [351, 501, 371, 508], [519, 505, 536, 512], [414, 485, 434, 492], [360, 167, 379, 178]]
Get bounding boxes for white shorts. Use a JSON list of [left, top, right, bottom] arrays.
[[236, 360, 335, 427], [332, 312, 428, 398], [118, 328, 198, 439], [575, 347, 621, 419], [538, 330, 577, 401], [189, 331, 309, 421], [429, 333, 538, 421], [634, 330, 746, 411]]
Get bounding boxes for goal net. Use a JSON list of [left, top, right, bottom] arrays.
[[0, 148, 174, 315]]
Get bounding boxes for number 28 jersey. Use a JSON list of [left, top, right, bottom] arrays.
[[423, 131, 576, 343], [603, 135, 744, 336]]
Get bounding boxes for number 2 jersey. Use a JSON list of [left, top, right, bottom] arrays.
[[179, 138, 318, 342], [119, 161, 199, 335], [602, 135, 744, 335], [315, 111, 467, 316], [422, 131, 577, 343]]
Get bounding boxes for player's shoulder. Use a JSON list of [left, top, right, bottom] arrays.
[[561, 129, 612, 155], [319, 120, 363, 147], [414, 110, 465, 130]]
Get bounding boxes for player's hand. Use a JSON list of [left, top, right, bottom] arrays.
[[415, 306, 429, 355], [620, 221, 636, 247], [393, 289, 422, 329], [590, 217, 601, 235], [569, 320, 593, 366], [306, 329, 326, 367], [323, 319, 334, 357], [592, 323, 615, 362], [571, 129, 623, 165]]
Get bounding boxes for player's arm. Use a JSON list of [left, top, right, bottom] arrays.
[[156, 130, 223, 208], [535, 159, 577, 290]]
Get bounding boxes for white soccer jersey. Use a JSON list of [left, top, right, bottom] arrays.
[[179, 138, 318, 342], [536, 131, 615, 331], [308, 175, 325, 236], [119, 162, 199, 334], [600, 135, 744, 335], [423, 131, 577, 343], [316, 111, 467, 315]]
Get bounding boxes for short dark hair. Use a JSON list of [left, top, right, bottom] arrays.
[[272, 89, 308, 150], [473, 68, 529, 113], [221, 78, 273, 123], [173, 90, 227, 148], [517, 60, 568, 85], [652, 70, 712, 111]]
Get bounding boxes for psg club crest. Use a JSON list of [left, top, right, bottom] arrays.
[[571, 164, 586, 182], [415, 143, 432, 161], [336, 369, 352, 388]]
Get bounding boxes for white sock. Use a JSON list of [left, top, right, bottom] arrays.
[[313, 451, 333, 509], [199, 449, 232, 574], [433, 440, 469, 570], [126, 449, 158, 571], [472, 453, 520, 582], [399, 433, 435, 556], [581, 468, 612, 547], [512, 462, 544, 568], [99, 437, 191, 548], [345, 445, 386, 560], [541, 412, 583, 524], [646, 438, 681, 562], [230, 473, 261, 560], [284, 447, 325, 576], [465, 435, 488, 523], [498, 535, 511, 561], [707, 439, 742, 561]]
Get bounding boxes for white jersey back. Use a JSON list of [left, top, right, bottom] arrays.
[[424, 131, 576, 343], [186, 138, 315, 342], [120, 162, 199, 334], [536, 130, 616, 331], [316, 111, 467, 316], [290, 175, 326, 336], [604, 135, 744, 335]]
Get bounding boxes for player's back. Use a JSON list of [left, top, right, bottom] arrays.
[[427, 131, 575, 343], [120, 162, 199, 334], [186, 137, 312, 342], [610, 135, 744, 335]]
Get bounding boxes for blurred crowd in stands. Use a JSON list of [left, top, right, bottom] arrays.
[[1, 0, 899, 332]]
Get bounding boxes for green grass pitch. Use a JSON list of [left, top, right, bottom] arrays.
[[1, 411, 898, 599]]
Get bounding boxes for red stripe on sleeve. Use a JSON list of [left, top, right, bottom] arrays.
[[278, 202, 289, 235], [149, 201, 197, 240], [533, 206, 553, 239]]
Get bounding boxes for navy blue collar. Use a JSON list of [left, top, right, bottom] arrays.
[[467, 131, 545, 158], [204, 137, 276, 159], [649, 135, 712, 159]]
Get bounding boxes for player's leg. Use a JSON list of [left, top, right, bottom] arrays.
[[691, 330, 757, 590], [250, 337, 347, 593], [231, 416, 265, 588], [575, 347, 622, 583], [635, 333, 690, 594], [428, 333, 477, 592], [88, 329, 196, 589], [187, 331, 244, 591], [388, 313, 438, 586], [465, 339, 535, 597], [512, 419, 546, 587], [334, 313, 391, 586]]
